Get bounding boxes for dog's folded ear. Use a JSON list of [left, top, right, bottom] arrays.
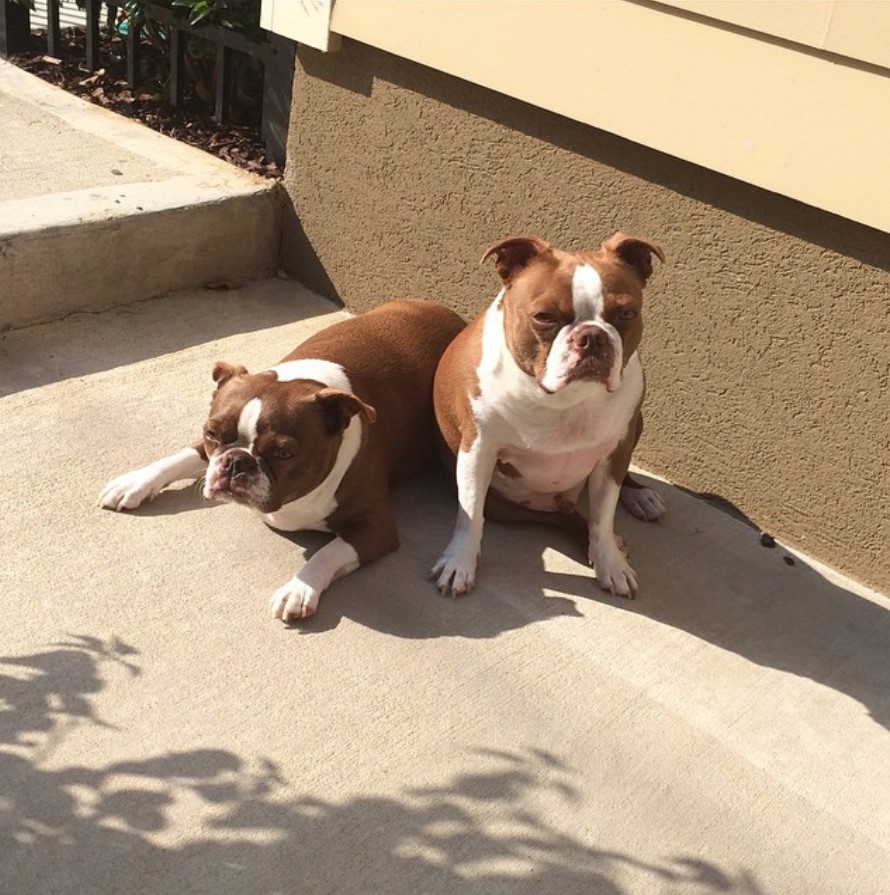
[[212, 361, 249, 388], [601, 233, 666, 285], [315, 388, 377, 435], [482, 235, 551, 284]]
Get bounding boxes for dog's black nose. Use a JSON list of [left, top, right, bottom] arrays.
[[224, 450, 254, 478], [572, 326, 609, 355]]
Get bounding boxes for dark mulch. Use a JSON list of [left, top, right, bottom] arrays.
[[10, 26, 281, 179]]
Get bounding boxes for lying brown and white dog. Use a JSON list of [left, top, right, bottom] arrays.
[[99, 299, 466, 622], [432, 233, 665, 599]]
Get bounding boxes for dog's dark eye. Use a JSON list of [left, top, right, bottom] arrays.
[[203, 426, 219, 444], [531, 311, 559, 328], [267, 446, 293, 461], [615, 307, 637, 323]]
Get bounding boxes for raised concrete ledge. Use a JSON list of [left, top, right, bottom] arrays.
[[1, 189, 282, 329], [0, 173, 277, 239], [0, 57, 260, 182], [0, 59, 281, 330]]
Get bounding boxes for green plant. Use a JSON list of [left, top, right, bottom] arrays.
[[119, 0, 264, 122], [172, 0, 259, 30], [122, 0, 260, 33]]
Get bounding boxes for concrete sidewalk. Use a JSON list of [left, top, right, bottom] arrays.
[[2, 279, 890, 894]]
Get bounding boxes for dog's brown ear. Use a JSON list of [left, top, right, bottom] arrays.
[[481, 235, 551, 284], [315, 388, 377, 435], [601, 233, 665, 285], [212, 361, 249, 388]]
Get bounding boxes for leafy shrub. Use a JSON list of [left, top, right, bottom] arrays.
[[123, 0, 260, 33]]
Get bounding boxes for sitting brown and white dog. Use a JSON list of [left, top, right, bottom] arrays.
[[99, 299, 466, 622], [432, 233, 665, 599]]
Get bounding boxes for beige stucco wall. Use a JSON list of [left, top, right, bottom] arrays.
[[282, 39, 890, 594]]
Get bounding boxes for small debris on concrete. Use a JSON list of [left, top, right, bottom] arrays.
[[205, 277, 244, 291], [783, 555, 796, 566], [760, 532, 776, 548]]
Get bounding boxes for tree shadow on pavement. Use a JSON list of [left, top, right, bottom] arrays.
[[0, 637, 766, 895]]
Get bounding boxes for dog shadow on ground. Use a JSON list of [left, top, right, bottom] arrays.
[[564, 473, 890, 733], [278, 470, 890, 733], [131, 483, 225, 517], [268, 472, 589, 641], [114, 464, 890, 733]]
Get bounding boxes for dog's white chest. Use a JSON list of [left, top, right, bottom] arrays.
[[261, 498, 333, 533], [490, 445, 600, 510], [476, 343, 644, 509]]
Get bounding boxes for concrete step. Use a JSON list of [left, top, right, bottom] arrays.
[[0, 59, 282, 331]]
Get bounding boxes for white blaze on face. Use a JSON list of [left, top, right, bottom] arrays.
[[237, 397, 263, 450], [540, 263, 623, 394], [571, 263, 603, 320]]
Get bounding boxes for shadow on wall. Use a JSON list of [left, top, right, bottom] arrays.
[[278, 212, 342, 304], [0, 636, 765, 895]]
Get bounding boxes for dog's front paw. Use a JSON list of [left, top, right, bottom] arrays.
[[98, 470, 163, 511], [270, 576, 320, 623], [620, 485, 666, 522], [430, 543, 478, 598], [590, 539, 638, 598]]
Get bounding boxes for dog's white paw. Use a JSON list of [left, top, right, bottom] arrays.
[[270, 576, 321, 623], [430, 543, 478, 598], [98, 469, 163, 511], [590, 539, 638, 598], [620, 485, 666, 522]]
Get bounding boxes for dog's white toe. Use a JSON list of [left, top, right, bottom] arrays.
[[270, 577, 320, 623], [590, 540, 638, 598], [98, 471, 160, 511], [431, 556, 476, 598]]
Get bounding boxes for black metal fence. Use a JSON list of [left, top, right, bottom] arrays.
[[0, 0, 294, 165]]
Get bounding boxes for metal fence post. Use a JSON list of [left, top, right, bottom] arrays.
[[46, 0, 61, 57], [84, 0, 101, 70], [169, 25, 186, 107], [0, 0, 31, 57]]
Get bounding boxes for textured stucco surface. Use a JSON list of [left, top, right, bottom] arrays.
[[283, 40, 890, 594]]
